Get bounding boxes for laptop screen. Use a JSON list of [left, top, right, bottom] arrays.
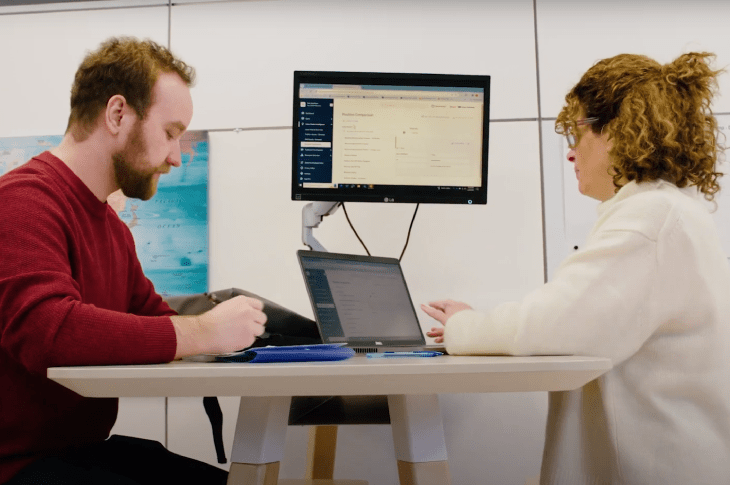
[[297, 250, 425, 347]]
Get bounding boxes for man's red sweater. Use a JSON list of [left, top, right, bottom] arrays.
[[0, 152, 177, 483]]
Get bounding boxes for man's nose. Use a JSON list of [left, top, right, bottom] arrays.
[[167, 141, 182, 167]]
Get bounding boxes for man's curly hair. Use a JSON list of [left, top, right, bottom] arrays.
[[67, 37, 195, 141], [556, 52, 726, 200]]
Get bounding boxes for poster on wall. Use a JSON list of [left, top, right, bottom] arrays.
[[0, 132, 209, 296]]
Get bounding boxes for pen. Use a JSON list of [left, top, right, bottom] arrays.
[[366, 351, 443, 358]]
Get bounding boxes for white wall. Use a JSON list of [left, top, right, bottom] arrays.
[[0, 2, 170, 137], [536, 0, 730, 119], [2, 1, 729, 484], [170, 0, 538, 130]]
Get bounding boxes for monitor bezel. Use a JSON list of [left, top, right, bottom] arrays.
[[291, 70, 490, 205]]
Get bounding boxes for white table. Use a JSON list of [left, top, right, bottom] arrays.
[[48, 354, 611, 485]]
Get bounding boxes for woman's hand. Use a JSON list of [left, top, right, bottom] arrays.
[[421, 300, 472, 344]]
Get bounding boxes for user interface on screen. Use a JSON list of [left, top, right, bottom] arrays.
[[299, 252, 423, 344], [292, 71, 490, 204]]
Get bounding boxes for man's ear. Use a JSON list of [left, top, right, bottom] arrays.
[[105, 94, 133, 136]]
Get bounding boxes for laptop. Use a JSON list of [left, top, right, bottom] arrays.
[[297, 249, 445, 354]]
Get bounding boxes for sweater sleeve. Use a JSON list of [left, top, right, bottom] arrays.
[[0, 174, 177, 376], [445, 200, 671, 366]]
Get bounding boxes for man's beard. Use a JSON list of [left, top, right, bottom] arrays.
[[112, 122, 162, 201]]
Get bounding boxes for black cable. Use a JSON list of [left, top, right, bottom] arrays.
[[399, 204, 419, 262], [341, 202, 420, 260], [341, 202, 371, 256], [202, 396, 227, 463]]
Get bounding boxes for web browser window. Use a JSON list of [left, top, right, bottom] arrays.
[[297, 84, 484, 189]]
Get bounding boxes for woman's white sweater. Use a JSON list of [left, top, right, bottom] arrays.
[[444, 180, 730, 484]]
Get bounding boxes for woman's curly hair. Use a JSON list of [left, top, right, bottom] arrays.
[[556, 52, 726, 200]]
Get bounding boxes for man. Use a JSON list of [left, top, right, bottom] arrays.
[[0, 37, 265, 484]]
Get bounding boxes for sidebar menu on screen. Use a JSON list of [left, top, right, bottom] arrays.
[[297, 99, 334, 186]]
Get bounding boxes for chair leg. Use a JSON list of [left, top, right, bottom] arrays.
[[305, 425, 339, 479]]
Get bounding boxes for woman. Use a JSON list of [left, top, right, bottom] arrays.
[[423, 52, 730, 484]]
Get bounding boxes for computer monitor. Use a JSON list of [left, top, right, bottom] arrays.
[[292, 71, 490, 205]]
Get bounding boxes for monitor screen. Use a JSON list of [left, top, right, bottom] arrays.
[[292, 71, 490, 205]]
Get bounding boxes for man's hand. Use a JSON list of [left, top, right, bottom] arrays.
[[421, 300, 472, 344], [172, 295, 267, 359]]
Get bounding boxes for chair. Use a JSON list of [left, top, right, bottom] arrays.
[[289, 395, 390, 482]]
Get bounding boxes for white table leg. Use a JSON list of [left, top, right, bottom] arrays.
[[227, 396, 292, 485], [387, 394, 451, 485]]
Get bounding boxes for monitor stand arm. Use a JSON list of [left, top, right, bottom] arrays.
[[302, 201, 340, 252]]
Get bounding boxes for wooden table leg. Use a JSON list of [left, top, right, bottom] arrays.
[[227, 396, 292, 485], [387, 394, 451, 485], [228, 462, 280, 485], [306, 425, 339, 479]]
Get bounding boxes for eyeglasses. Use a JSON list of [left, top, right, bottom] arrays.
[[565, 117, 600, 148]]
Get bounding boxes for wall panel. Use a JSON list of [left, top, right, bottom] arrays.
[[0, 0, 163, 14], [170, 0, 539, 131], [536, 0, 730, 118], [0, 6, 169, 137]]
